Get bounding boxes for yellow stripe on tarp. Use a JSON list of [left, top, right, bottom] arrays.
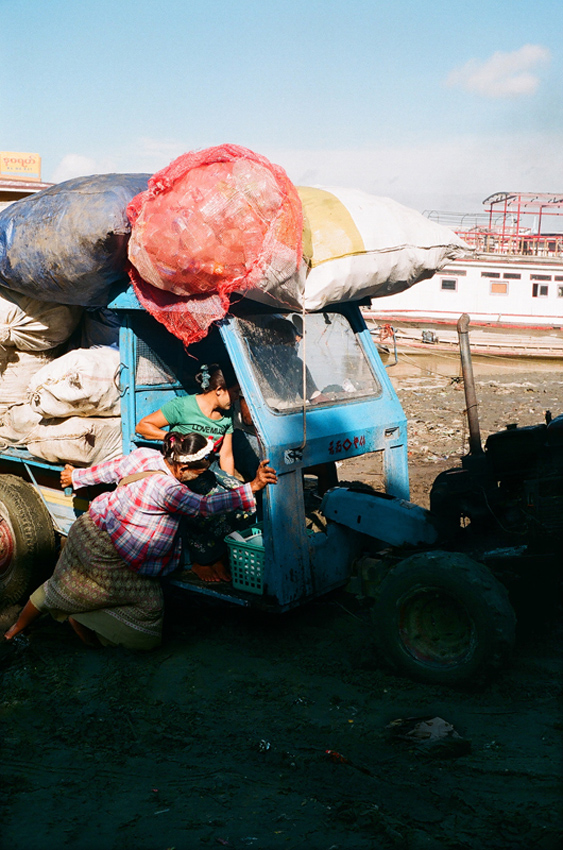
[[297, 186, 365, 267]]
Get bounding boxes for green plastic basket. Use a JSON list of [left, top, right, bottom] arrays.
[[226, 524, 265, 595]]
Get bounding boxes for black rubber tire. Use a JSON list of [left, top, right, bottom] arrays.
[[0, 475, 57, 609], [372, 550, 516, 685]]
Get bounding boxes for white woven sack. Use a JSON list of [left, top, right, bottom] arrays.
[[0, 349, 57, 416], [28, 346, 121, 418], [243, 187, 468, 310], [0, 403, 42, 447], [26, 416, 122, 466], [302, 187, 468, 310], [0, 286, 82, 351]]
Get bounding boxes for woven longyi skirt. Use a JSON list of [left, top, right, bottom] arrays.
[[30, 513, 163, 650]]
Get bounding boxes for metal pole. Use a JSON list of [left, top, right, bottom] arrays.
[[457, 313, 483, 455]]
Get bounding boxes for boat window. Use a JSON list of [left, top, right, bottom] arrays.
[[503, 272, 521, 279], [532, 284, 549, 298], [440, 278, 457, 291], [481, 271, 500, 278], [555, 275, 563, 282], [531, 274, 552, 281], [557, 286, 563, 298], [235, 312, 382, 412], [490, 282, 508, 295]]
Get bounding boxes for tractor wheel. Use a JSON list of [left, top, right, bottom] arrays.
[[372, 550, 516, 685], [0, 475, 56, 610]]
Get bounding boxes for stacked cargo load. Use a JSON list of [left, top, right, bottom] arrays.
[[0, 147, 466, 465], [0, 174, 149, 463]]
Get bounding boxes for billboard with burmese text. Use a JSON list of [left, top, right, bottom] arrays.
[[0, 152, 41, 181]]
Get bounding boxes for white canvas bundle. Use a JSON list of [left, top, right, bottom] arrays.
[[0, 349, 57, 416], [26, 416, 123, 466], [28, 346, 121, 418], [0, 403, 42, 447], [244, 187, 468, 311], [0, 287, 82, 351]]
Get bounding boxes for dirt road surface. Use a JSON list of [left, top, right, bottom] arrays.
[[1, 360, 562, 850]]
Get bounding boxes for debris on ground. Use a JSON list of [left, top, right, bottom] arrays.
[[387, 715, 472, 757]]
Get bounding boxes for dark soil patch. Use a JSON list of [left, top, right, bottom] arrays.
[[1, 365, 562, 850]]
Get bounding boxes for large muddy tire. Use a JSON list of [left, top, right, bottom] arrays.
[[0, 475, 56, 609], [372, 550, 516, 685]]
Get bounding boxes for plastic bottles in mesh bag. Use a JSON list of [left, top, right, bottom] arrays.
[[126, 145, 303, 345]]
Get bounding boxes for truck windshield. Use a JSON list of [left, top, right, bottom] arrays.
[[236, 312, 381, 412]]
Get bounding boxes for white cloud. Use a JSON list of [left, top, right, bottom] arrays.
[[50, 141, 184, 184], [266, 134, 563, 213], [446, 44, 551, 98], [51, 154, 99, 182], [49, 133, 563, 217]]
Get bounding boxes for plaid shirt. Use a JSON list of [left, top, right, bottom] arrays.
[[71, 448, 255, 576]]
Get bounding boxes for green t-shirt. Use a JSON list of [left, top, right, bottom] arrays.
[[160, 394, 233, 449]]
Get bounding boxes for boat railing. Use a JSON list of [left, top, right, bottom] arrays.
[[425, 194, 563, 259], [455, 229, 563, 258]]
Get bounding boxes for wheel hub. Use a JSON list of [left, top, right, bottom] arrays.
[[398, 588, 476, 667]]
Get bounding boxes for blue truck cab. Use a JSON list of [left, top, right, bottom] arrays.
[[112, 288, 413, 611], [0, 287, 422, 613]]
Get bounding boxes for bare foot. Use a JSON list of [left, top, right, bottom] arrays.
[[4, 623, 21, 640], [68, 617, 100, 647], [210, 557, 231, 582], [3, 599, 41, 640], [190, 563, 222, 583], [189, 560, 231, 583]]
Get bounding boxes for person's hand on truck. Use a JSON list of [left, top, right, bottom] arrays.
[[250, 460, 277, 492], [61, 464, 75, 489]]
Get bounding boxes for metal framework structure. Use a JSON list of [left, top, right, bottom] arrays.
[[426, 192, 563, 258]]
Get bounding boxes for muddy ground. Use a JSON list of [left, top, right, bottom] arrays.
[[1, 360, 562, 850]]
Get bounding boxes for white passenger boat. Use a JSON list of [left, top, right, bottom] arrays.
[[362, 192, 563, 360]]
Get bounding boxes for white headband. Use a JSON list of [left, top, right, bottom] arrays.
[[174, 436, 215, 463]]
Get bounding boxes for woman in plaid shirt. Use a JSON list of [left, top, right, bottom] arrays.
[[136, 362, 245, 582], [4, 432, 277, 650]]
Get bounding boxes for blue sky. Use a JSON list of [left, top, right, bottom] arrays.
[[2, 0, 562, 213]]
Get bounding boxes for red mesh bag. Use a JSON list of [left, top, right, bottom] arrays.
[[126, 144, 303, 345]]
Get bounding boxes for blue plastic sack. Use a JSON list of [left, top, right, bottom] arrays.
[[78, 307, 121, 349], [0, 173, 150, 307]]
